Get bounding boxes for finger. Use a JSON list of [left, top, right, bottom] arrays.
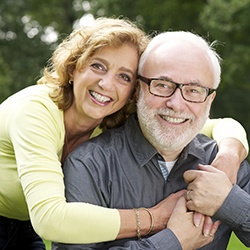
[[185, 190, 192, 201], [193, 211, 203, 227], [186, 199, 193, 212], [209, 220, 221, 236], [203, 216, 213, 237], [175, 189, 187, 198], [183, 169, 200, 183], [173, 196, 188, 213], [198, 164, 222, 173]]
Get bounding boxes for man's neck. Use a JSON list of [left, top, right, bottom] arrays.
[[157, 148, 182, 162]]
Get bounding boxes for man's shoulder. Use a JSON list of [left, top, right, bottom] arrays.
[[69, 126, 127, 159], [92, 126, 127, 145], [195, 133, 217, 146], [188, 133, 218, 161]]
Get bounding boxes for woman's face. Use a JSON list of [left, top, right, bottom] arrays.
[[71, 43, 138, 123]]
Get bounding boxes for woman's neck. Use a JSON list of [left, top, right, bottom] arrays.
[[61, 109, 102, 163], [61, 129, 94, 164]]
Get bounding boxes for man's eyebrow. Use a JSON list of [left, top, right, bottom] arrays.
[[158, 75, 202, 85]]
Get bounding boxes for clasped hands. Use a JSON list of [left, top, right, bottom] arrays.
[[183, 163, 233, 235], [151, 163, 234, 249]]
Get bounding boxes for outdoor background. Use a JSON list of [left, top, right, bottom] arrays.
[[0, 0, 249, 249]]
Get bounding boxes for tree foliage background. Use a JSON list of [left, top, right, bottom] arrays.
[[0, 0, 249, 158]]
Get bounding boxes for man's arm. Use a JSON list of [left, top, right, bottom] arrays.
[[184, 164, 250, 247], [215, 185, 250, 247]]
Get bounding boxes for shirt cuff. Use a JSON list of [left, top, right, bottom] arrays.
[[148, 228, 182, 250], [214, 185, 250, 226]]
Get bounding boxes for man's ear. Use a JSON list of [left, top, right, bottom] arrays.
[[207, 91, 216, 111], [210, 91, 216, 103]]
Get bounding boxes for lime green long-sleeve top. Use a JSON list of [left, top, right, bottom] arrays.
[[201, 117, 248, 153], [0, 84, 119, 243], [0, 84, 248, 243]]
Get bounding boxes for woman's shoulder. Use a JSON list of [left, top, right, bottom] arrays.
[[1, 84, 58, 109], [0, 84, 63, 128]]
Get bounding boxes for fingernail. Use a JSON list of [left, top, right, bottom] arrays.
[[194, 221, 200, 227], [194, 216, 201, 227], [209, 228, 216, 236], [204, 230, 209, 237]]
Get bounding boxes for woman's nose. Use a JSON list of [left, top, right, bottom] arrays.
[[98, 75, 115, 91]]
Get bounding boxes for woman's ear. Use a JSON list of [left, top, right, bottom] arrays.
[[69, 72, 74, 79], [68, 67, 75, 80]]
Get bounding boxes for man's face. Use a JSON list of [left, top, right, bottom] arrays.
[[137, 42, 216, 158]]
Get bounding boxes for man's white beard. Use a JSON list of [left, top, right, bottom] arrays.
[[136, 89, 210, 152]]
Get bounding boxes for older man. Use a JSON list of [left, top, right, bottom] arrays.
[[54, 31, 250, 250]]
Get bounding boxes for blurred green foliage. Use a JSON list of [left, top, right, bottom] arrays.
[[0, 0, 249, 152]]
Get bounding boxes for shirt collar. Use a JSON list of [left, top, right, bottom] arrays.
[[124, 113, 158, 167], [124, 113, 207, 167], [178, 136, 207, 161]]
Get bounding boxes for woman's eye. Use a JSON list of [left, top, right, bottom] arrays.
[[119, 74, 132, 83], [91, 63, 106, 71]]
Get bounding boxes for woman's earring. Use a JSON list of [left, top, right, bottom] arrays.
[[69, 80, 73, 85]]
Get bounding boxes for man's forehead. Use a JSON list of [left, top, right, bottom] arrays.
[[143, 47, 215, 88]]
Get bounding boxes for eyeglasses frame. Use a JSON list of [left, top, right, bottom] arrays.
[[138, 75, 216, 103]]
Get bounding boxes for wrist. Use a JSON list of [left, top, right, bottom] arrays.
[[134, 208, 155, 239]]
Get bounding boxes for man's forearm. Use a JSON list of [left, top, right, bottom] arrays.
[[109, 229, 182, 250], [214, 185, 250, 247]]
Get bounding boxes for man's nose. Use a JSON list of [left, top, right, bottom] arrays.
[[165, 88, 186, 111]]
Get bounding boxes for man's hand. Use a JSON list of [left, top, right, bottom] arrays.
[[184, 164, 233, 216]]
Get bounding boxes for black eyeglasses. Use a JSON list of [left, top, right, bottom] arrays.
[[138, 75, 216, 103]]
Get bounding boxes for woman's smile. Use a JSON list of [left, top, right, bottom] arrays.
[[89, 90, 113, 105]]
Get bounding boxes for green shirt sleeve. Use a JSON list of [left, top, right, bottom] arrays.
[[201, 118, 249, 154], [1, 86, 120, 243]]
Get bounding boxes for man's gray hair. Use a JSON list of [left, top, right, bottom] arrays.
[[138, 31, 221, 88]]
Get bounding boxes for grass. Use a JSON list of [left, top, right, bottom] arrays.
[[44, 233, 249, 249], [44, 240, 51, 249], [227, 233, 249, 250]]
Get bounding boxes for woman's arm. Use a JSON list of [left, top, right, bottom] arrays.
[[11, 99, 121, 243], [201, 118, 249, 183]]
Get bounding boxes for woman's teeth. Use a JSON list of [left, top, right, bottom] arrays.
[[90, 91, 111, 103]]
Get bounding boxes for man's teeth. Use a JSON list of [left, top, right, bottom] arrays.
[[161, 115, 186, 124], [91, 91, 111, 103]]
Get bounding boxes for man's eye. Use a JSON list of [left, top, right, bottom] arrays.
[[189, 88, 199, 93], [186, 87, 203, 95], [155, 83, 169, 89]]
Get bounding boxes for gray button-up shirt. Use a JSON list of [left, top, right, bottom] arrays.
[[54, 113, 250, 250]]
